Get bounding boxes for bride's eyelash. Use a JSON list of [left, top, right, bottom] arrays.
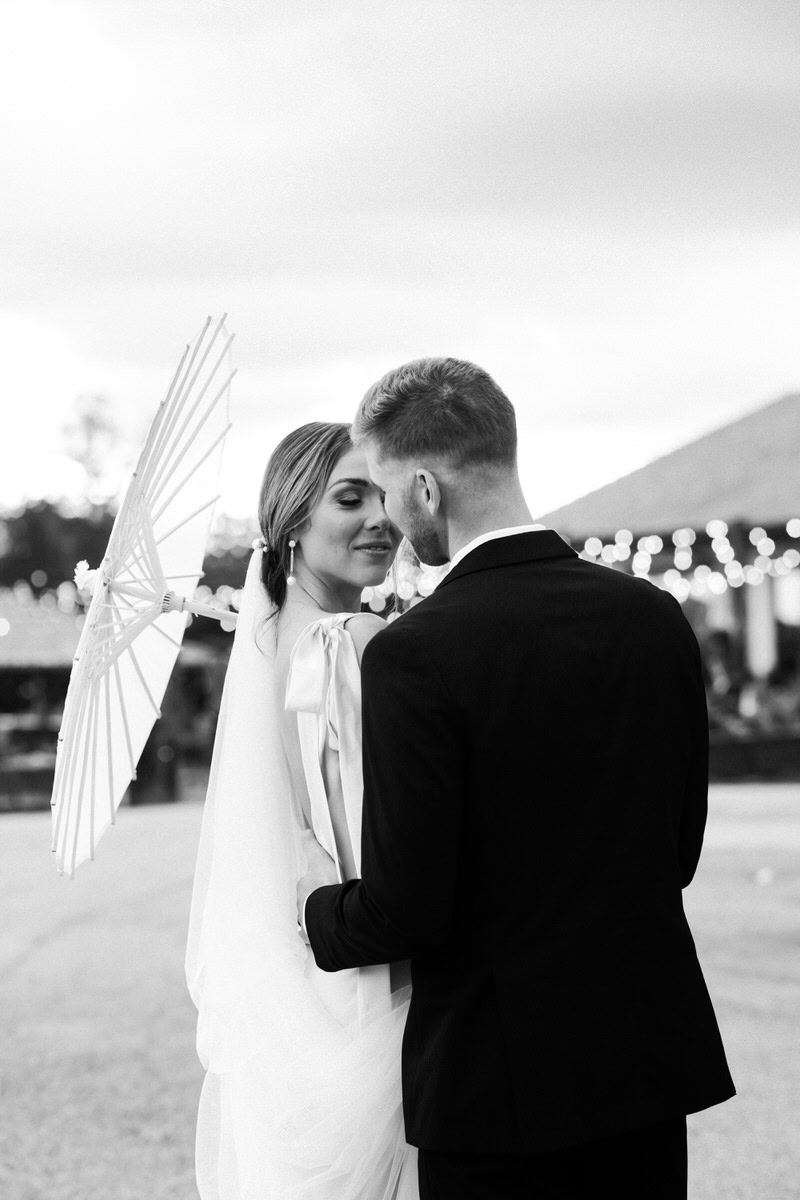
[[335, 488, 386, 508]]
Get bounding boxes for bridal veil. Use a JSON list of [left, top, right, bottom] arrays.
[[186, 547, 416, 1199]]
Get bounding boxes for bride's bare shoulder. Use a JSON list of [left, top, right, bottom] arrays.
[[343, 612, 386, 665]]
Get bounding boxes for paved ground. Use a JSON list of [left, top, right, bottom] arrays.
[[0, 783, 798, 1199]]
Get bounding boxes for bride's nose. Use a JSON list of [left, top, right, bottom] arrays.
[[363, 495, 390, 529]]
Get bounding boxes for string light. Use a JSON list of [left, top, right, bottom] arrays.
[[346, 519, 800, 608]]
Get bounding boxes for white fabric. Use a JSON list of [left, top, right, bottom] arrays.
[[449, 523, 548, 569], [186, 549, 417, 1199]]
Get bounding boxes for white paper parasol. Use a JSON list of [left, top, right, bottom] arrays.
[[51, 315, 237, 877]]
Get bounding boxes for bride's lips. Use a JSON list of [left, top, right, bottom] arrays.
[[353, 542, 393, 556]]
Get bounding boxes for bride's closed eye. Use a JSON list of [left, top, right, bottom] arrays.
[[335, 488, 386, 508]]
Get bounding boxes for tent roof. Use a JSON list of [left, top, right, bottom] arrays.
[[0, 591, 81, 669], [0, 591, 217, 670], [538, 392, 800, 539]]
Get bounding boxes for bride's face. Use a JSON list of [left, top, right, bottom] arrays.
[[296, 447, 401, 596]]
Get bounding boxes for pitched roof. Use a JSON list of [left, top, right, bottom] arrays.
[[0, 590, 81, 669], [538, 393, 800, 539]]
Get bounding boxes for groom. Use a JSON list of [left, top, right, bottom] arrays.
[[299, 358, 734, 1199]]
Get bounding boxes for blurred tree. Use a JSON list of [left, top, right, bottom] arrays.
[[0, 394, 123, 591], [62, 393, 121, 508], [0, 502, 114, 592]]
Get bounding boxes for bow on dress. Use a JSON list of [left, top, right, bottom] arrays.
[[286, 614, 391, 1028]]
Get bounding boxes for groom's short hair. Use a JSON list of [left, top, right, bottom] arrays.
[[353, 357, 517, 469]]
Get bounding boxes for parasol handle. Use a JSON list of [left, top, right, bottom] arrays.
[[161, 590, 238, 626]]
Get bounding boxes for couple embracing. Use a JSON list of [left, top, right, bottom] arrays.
[[186, 357, 734, 1200]]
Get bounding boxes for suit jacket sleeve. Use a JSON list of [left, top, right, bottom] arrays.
[[305, 620, 464, 971]]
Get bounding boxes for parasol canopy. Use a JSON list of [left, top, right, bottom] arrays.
[[51, 315, 236, 876]]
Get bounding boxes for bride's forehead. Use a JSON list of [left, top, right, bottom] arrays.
[[327, 445, 373, 485]]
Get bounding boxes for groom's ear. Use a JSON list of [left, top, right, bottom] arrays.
[[415, 468, 441, 515]]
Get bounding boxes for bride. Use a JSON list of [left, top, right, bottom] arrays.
[[186, 421, 419, 1199]]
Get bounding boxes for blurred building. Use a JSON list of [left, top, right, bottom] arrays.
[[539, 392, 800, 778]]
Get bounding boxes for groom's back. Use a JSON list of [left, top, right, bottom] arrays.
[[371, 530, 734, 1153]]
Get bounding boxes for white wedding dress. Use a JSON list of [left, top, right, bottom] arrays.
[[186, 547, 418, 1200]]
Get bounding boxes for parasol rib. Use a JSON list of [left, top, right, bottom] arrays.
[[147, 345, 234, 507], [52, 678, 91, 850], [125, 641, 162, 719], [102, 593, 160, 669], [115, 510, 160, 594], [136, 318, 213, 498], [122, 548, 157, 593], [112, 657, 137, 781], [149, 621, 184, 650], [110, 572, 202, 584], [125, 344, 191, 501], [148, 380, 227, 512], [101, 605, 160, 663], [148, 373, 235, 513], [67, 680, 99, 876], [103, 670, 115, 827], [155, 494, 220, 548], [139, 499, 168, 592], [150, 420, 233, 525], [87, 680, 102, 865], [141, 318, 225, 500]]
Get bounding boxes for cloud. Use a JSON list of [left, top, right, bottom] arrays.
[[1, 0, 798, 515]]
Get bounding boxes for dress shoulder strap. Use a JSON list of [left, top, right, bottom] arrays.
[[284, 613, 366, 874]]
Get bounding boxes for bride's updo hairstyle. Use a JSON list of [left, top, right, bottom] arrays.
[[351, 357, 517, 470], [257, 421, 353, 609]]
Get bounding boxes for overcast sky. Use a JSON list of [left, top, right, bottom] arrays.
[[2, 0, 798, 519]]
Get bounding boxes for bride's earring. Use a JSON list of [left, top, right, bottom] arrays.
[[287, 539, 296, 587]]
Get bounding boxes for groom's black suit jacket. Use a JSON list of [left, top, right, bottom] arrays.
[[306, 530, 735, 1154]]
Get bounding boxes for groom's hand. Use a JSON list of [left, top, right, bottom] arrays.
[[297, 829, 337, 942]]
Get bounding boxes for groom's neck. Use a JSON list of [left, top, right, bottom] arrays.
[[445, 477, 535, 561]]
